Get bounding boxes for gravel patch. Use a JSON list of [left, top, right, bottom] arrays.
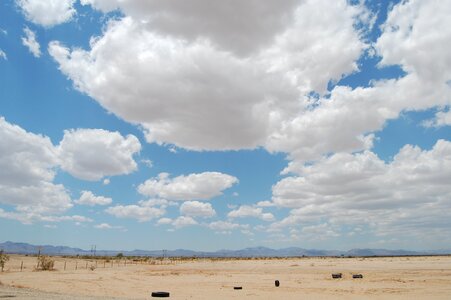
[[0, 285, 127, 300]]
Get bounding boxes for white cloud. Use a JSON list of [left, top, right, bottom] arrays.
[[75, 190, 112, 206], [103, 178, 110, 185], [21, 27, 41, 57], [141, 159, 153, 168], [207, 220, 243, 231], [48, 0, 450, 168], [49, 0, 368, 151], [172, 216, 198, 229], [0, 209, 91, 225], [423, 109, 451, 128], [180, 201, 216, 218], [40, 214, 92, 223], [256, 201, 275, 207], [105, 204, 165, 222], [95, 223, 112, 229], [0, 117, 72, 223], [0, 49, 6, 60], [227, 205, 275, 222], [138, 172, 238, 201], [206, 220, 249, 234], [271, 140, 451, 239], [16, 0, 76, 27], [94, 223, 123, 230], [376, 0, 451, 88], [58, 128, 141, 181], [157, 217, 172, 225], [138, 198, 172, 207]]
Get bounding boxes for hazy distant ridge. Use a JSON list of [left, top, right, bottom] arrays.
[[1, 241, 449, 257]]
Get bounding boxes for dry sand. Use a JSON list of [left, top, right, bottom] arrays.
[[1, 255, 451, 299]]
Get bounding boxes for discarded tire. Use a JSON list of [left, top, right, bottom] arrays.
[[332, 273, 342, 279], [151, 291, 170, 297], [275, 280, 280, 287], [353, 274, 363, 278], [233, 286, 243, 290]]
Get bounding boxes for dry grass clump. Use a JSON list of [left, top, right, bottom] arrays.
[[37, 256, 55, 271]]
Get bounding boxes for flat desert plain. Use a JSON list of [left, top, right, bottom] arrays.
[[1, 255, 451, 299]]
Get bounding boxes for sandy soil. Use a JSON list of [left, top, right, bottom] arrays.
[[1, 255, 451, 299]]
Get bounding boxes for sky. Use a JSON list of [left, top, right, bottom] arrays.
[[0, 0, 450, 252]]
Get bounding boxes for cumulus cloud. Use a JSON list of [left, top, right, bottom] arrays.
[[0, 49, 6, 60], [94, 223, 124, 230], [49, 0, 367, 152], [172, 216, 198, 229], [207, 220, 249, 235], [227, 205, 275, 221], [21, 27, 41, 57], [75, 190, 112, 206], [138, 172, 238, 201], [207, 220, 244, 231], [51, 0, 450, 167], [0, 210, 92, 225], [157, 217, 172, 225], [58, 128, 141, 181], [376, 0, 451, 88], [0, 117, 72, 223], [423, 109, 451, 128], [256, 201, 275, 207], [16, 0, 76, 27], [105, 203, 165, 222], [271, 140, 451, 239], [180, 201, 216, 218], [0, 118, 148, 225]]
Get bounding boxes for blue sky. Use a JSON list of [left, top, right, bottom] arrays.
[[0, 0, 450, 251]]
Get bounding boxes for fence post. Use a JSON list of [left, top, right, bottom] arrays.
[[76, 261, 78, 270], [64, 261, 66, 271], [20, 261, 23, 272]]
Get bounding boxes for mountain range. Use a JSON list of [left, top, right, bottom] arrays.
[[1, 241, 449, 257]]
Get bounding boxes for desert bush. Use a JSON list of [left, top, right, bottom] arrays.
[[0, 250, 9, 272], [37, 256, 54, 271], [89, 265, 96, 271]]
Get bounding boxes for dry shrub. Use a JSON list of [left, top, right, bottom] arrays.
[[0, 250, 9, 272], [89, 265, 96, 271], [37, 256, 55, 271]]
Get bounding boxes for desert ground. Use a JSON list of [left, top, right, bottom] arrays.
[[1, 255, 451, 299]]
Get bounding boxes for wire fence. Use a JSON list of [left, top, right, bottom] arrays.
[[2, 256, 178, 273]]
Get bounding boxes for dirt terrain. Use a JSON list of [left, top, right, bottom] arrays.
[[1, 255, 451, 299]]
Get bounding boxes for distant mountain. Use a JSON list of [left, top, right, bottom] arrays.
[[1, 241, 449, 257], [346, 248, 421, 256]]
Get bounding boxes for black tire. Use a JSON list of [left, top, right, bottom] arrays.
[[332, 273, 342, 279], [151, 291, 170, 297], [233, 286, 243, 290], [275, 280, 280, 287], [353, 274, 363, 279]]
